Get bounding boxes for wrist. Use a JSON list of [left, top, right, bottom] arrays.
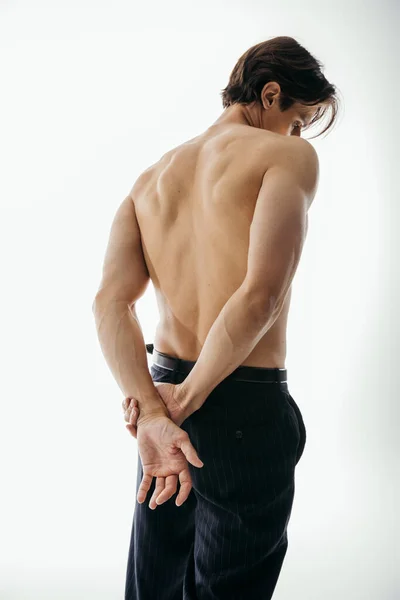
[[136, 398, 169, 426], [175, 381, 206, 415], [137, 408, 169, 428]]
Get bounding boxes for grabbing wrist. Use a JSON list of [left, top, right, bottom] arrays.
[[175, 382, 205, 416]]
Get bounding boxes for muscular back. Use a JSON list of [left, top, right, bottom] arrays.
[[133, 123, 300, 368]]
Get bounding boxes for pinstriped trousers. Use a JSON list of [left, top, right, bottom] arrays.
[[125, 353, 307, 600]]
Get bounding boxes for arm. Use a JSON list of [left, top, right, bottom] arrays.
[[92, 191, 168, 423], [93, 190, 203, 509], [176, 138, 320, 416]]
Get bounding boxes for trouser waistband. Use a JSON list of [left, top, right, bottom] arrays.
[[146, 343, 288, 385]]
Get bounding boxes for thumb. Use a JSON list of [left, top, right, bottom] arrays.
[[126, 423, 137, 439], [176, 433, 204, 468]]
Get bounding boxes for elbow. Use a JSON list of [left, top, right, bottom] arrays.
[[92, 290, 131, 313], [242, 286, 281, 320], [251, 297, 281, 324], [92, 292, 107, 314], [92, 294, 102, 313]]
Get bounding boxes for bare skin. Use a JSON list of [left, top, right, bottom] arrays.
[[123, 387, 192, 507], [122, 84, 321, 508], [134, 110, 312, 369]]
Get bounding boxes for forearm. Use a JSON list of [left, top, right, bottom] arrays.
[[178, 285, 279, 415], [92, 296, 167, 419]]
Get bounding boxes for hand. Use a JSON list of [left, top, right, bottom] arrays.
[[123, 398, 179, 507], [123, 383, 191, 431], [122, 386, 197, 508], [152, 382, 190, 426], [122, 396, 140, 438], [135, 414, 203, 508], [123, 398, 181, 508]]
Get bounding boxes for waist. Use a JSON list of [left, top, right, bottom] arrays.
[[146, 343, 288, 390]]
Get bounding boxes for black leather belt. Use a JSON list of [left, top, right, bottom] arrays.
[[145, 343, 287, 384]]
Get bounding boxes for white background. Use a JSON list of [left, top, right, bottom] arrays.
[[1, 0, 399, 598]]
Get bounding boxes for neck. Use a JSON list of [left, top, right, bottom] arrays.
[[212, 104, 261, 129]]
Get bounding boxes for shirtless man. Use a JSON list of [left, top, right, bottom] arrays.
[[93, 36, 339, 600]]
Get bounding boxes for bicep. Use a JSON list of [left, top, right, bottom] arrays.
[[243, 144, 318, 311], [94, 195, 150, 305]]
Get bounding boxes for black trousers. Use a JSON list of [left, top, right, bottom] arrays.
[[125, 344, 307, 600]]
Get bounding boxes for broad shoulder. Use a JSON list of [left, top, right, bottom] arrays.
[[240, 127, 319, 169], [129, 143, 185, 201], [128, 163, 159, 203], [281, 135, 319, 165]]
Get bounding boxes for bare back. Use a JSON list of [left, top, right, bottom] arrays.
[[133, 123, 296, 368]]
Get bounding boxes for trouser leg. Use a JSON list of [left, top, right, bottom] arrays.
[[125, 449, 197, 600]]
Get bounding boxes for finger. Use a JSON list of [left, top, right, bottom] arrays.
[[124, 407, 135, 423], [175, 468, 192, 506], [137, 473, 153, 504], [125, 424, 137, 439], [149, 477, 165, 510], [122, 397, 138, 411], [155, 474, 178, 506], [124, 399, 139, 423], [129, 405, 138, 425], [176, 434, 204, 468]]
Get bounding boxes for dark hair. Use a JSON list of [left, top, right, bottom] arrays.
[[220, 36, 340, 139]]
